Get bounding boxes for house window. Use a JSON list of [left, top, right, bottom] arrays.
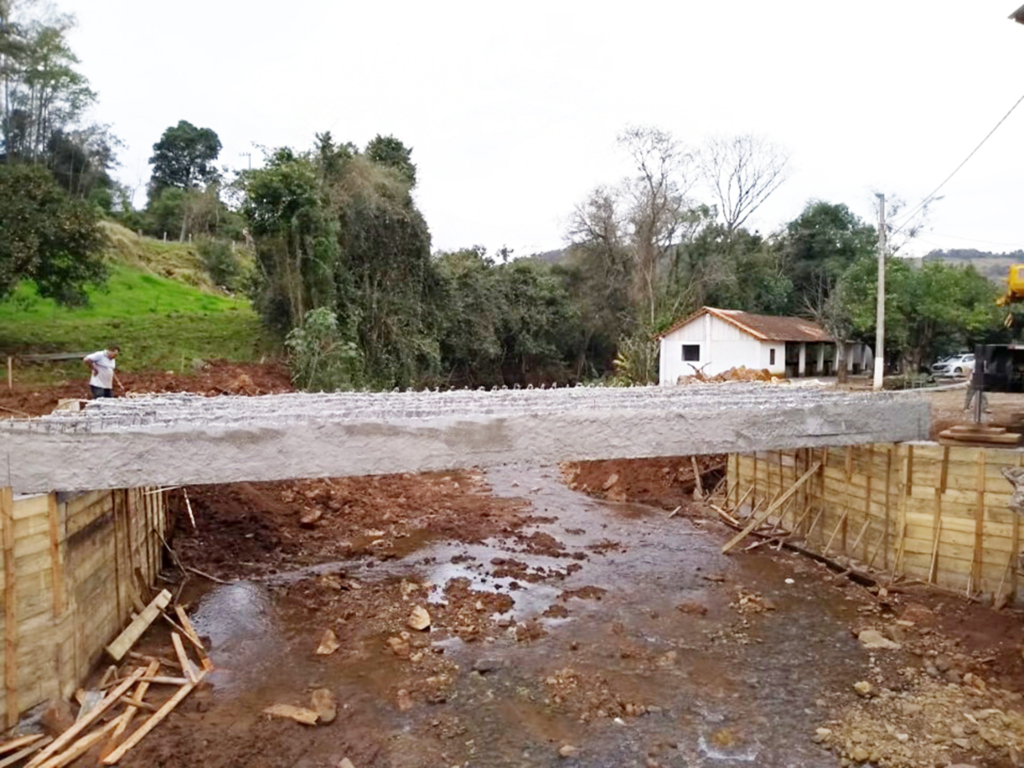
[[769, 348, 776, 366], [682, 345, 700, 362]]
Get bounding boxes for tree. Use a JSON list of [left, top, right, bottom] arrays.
[[243, 132, 439, 388], [841, 257, 998, 372], [0, 5, 95, 162], [618, 126, 694, 326], [46, 125, 121, 208], [780, 201, 877, 310], [365, 134, 416, 187], [806, 274, 856, 385], [149, 120, 222, 192], [0, 162, 105, 304], [697, 134, 789, 234]]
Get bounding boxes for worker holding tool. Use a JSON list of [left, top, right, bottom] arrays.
[[83, 345, 122, 398]]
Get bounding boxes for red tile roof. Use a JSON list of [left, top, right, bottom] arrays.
[[658, 307, 833, 343]]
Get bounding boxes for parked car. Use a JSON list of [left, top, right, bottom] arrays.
[[931, 353, 974, 377]]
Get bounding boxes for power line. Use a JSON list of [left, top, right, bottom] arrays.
[[893, 90, 1024, 231]]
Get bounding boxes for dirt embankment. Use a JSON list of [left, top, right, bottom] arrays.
[[0, 359, 292, 417], [171, 471, 535, 581], [561, 454, 725, 509]]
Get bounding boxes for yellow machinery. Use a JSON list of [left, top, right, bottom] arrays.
[[997, 264, 1024, 307]]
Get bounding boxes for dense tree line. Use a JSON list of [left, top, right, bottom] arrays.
[[243, 127, 1000, 391]]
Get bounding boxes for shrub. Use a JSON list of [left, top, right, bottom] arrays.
[[197, 238, 242, 290], [285, 307, 362, 391]]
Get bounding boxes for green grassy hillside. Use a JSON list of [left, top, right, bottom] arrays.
[[0, 223, 278, 380]]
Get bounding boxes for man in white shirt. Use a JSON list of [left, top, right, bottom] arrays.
[[83, 346, 120, 398]]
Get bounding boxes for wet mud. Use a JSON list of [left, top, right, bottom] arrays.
[[116, 463, 890, 768]]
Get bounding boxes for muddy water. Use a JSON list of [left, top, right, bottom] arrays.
[[187, 465, 866, 767]]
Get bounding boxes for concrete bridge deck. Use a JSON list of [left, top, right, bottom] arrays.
[[0, 384, 930, 493]]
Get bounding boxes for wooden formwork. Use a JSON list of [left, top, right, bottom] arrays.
[[0, 486, 167, 727], [727, 443, 1024, 601]]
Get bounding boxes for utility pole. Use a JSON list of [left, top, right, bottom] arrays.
[[240, 152, 251, 170], [873, 193, 886, 391]]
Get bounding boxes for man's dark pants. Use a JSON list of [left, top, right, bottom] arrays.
[[89, 386, 113, 399]]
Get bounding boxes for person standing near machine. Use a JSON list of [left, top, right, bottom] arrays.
[[83, 346, 121, 398]]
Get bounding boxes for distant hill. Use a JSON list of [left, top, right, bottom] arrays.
[[922, 248, 1023, 285], [528, 248, 569, 265]]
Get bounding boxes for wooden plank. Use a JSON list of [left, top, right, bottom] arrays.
[[174, 606, 213, 672], [862, 445, 874, 558], [121, 491, 137, 619], [1, 486, 16, 729], [0, 737, 51, 768], [1014, 455, 1022, 601], [101, 675, 203, 765], [104, 589, 172, 662], [137, 676, 189, 685], [36, 716, 122, 768], [46, 495, 64, 618], [103, 659, 160, 759], [884, 447, 893, 569], [24, 668, 144, 768], [928, 520, 942, 583], [752, 454, 758, 511], [112, 491, 122, 626], [721, 462, 822, 554], [866, 528, 886, 569], [850, 518, 871, 558], [170, 632, 197, 684], [0, 734, 44, 755], [973, 450, 986, 593], [822, 508, 850, 557]]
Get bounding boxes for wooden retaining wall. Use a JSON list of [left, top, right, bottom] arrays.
[[0, 487, 167, 727], [727, 444, 1024, 601]]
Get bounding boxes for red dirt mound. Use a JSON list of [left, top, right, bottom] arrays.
[[0, 360, 293, 417]]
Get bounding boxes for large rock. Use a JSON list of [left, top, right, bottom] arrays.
[[857, 629, 900, 650]]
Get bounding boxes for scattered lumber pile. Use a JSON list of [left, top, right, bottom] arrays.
[[0, 589, 212, 767], [938, 423, 1022, 447]]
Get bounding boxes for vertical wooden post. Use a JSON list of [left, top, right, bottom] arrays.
[[777, 451, 785, 527], [1, 486, 17, 728], [843, 446, 854, 553], [145, 490, 155, 581], [884, 446, 893, 569], [1014, 455, 1022, 601], [972, 450, 986, 594], [931, 447, 949, 586], [796, 449, 807, 530], [863, 445, 874, 560], [5, 356, 11, 392], [47, 494, 65, 617], [111, 492, 122, 624], [752, 454, 758, 512], [123, 490, 137, 591], [895, 445, 913, 578]]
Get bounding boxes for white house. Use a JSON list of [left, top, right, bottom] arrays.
[[657, 306, 873, 384]]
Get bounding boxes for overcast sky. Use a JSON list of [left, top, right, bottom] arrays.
[[64, 1, 1024, 258]]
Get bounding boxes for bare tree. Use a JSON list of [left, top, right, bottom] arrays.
[[697, 134, 789, 234], [805, 277, 853, 385], [617, 126, 695, 326], [567, 185, 623, 250]]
